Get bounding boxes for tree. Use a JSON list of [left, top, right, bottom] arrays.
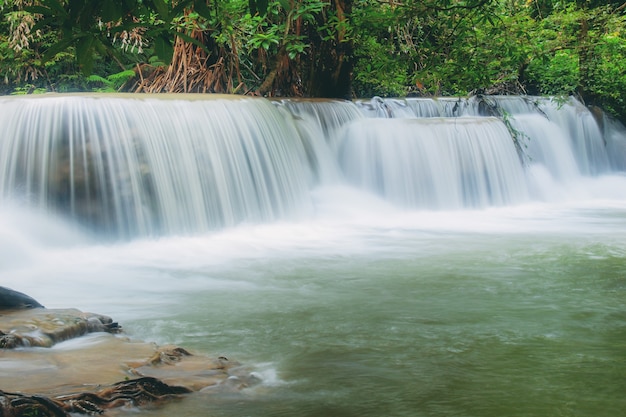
[[2, 0, 626, 122]]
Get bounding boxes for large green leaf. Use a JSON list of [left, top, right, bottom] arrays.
[[76, 35, 95, 74], [192, 0, 213, 19], [41, 37, 75, 64], [23, 5, 54, 16], [39, 0, 67, 15], [154, 33, 174, 64], [148, 0, 172, 22], [100, 0, 124, 22]]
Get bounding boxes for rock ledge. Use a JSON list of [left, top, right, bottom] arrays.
[[0, 287, 256, 416]]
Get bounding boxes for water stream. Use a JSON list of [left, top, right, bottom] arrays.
[[0, 94, 625, 416]]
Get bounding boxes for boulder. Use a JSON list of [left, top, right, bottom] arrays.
[[0, 286, 44, 310]]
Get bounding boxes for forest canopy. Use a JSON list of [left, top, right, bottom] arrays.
[[1, 0, 625, 121]]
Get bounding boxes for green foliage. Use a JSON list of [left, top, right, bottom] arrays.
[[520, 3, 626, 120], [526, 50, 580, 95], [1, 0, 625, 121], [87, 69, 135, 92], [352, 35, 409, 97], [585, 30, 626, 120], [10, 84, 47, 94]]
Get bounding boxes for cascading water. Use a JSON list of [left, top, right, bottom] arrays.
[[348, 95, 626, 200], [1, 94, 625, 238], [1, 94, 626, 417], [0, 95, 315, 238], [337, 117, 529, 209], [604, 114, 626, 170]]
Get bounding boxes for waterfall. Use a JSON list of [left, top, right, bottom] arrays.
[[0, 94, 624, 239], [603, 115, 626, 171], [0, 95, 314, 238], [272, 99, 361, 183], [338, 117, 529, 209], [352, 95, 626, 175], [537, 98, 611, 175]]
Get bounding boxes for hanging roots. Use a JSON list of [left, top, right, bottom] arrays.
[[132, 28, 246, 94]]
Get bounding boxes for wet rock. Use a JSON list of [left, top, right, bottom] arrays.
[[0, 297, 259, 415], [128, 345, 260, 392], [0, 286, 44, 310], [0, 377, 191, 416], [0, 308, 120, 348], [0, 308, 253, 394], [0, 390, 66, 417]]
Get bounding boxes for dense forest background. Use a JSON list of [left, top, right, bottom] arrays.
[[1, 0, 625, 122]]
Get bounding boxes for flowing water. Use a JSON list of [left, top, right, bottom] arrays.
[[1, 94, 625, 417]]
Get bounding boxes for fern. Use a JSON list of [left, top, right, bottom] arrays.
[[88, 69, 135, 92]]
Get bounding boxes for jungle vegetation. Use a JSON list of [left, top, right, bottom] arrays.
[[1, 0, 625, 122]]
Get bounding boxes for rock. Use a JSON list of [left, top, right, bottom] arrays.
[[0, 286, 44, 310], [0, 308, 120, 348], [0, 336, 259, 414], [0, 377, 192, 416], [0, 297, 259, 415]]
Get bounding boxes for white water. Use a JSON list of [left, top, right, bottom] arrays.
[[1, 94, 624, 238], [1, 94, 625, 417], [338, 117, 529, 208], [0, 95, 314, 238]]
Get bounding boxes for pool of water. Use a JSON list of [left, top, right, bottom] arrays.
[[1, 189, 625, 417]]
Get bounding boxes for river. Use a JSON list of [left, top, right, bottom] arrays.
[[0, 94, 625, 416]]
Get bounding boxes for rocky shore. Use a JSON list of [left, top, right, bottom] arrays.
[[0, 286, 256, 416]]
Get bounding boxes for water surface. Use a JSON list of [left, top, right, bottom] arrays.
[[2, 192, 624, 417]]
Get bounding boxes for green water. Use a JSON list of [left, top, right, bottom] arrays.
[[2, 200, 625, 417], [116, 220, 625, 417]]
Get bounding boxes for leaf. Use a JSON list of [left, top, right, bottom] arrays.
[[172, 0, 196, 17], [31, 16, 60, 33], [76, 35, 95, 75], [23, 5, 54, 16], [41, 37, 75, 64], [78, 2, 98, 31], [87, 74, 109, 83], [100, 0, 123, 22], [154, 33, 174, 64], [192, 0, 213, 19], [39, 0, 67, 15], [150, 0, 172, 22]]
